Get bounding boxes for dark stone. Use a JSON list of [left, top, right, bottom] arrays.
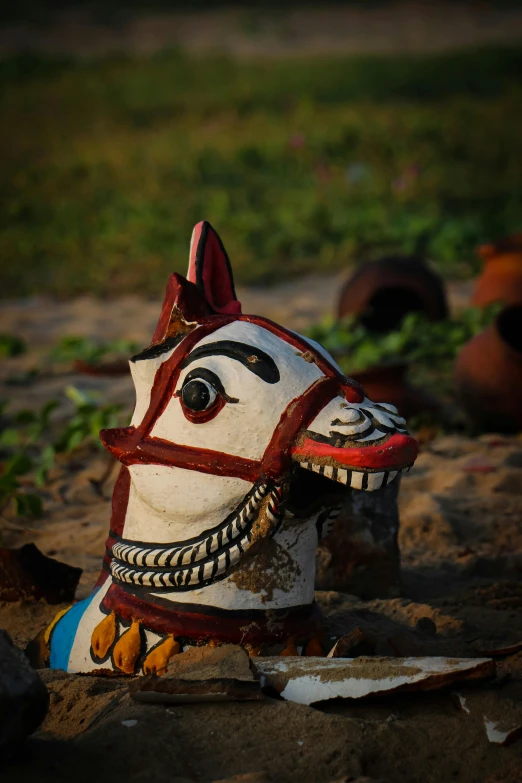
[[0, 543, 82, 603], [416, 616, 437, 636], [316, 479, 401, 598], [0, 629, 49, 756]]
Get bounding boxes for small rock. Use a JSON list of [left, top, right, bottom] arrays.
[[0, 629, 49, 756], [416, 617, 437, 636], [0, 543, 81, 603], [328, 628, 378, 658], [386, 633, 426, 657], [166, 644, 254, 681]]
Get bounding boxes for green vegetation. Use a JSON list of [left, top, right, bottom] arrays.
[[0, 387, 124, 520], [1, 46, 521, 296], [50, 336, 139, 365], [0, 334, 26, 357], [307, 305, 500, 376]]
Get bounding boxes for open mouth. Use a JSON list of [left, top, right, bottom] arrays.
[[287, 429, 418, 516]]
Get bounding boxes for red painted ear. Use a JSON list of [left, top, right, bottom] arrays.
[[151, 272, 211, 344], [187, 221, 242, 315]]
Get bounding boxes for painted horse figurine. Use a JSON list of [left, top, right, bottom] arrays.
[[38, 222, 418, 675]]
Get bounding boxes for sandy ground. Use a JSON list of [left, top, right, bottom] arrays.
[[1, 279, 522, 783], [1, 3, 522, 58]]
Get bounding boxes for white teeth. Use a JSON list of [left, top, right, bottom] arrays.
[[350, 471, 364, 490], [297, 461, 405, 492], [366, 471, 385, 490]]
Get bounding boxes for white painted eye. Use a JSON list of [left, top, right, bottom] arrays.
[[181, 378, 218, 412]]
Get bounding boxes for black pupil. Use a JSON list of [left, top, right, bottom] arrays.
[[182, 380, 212, 411]]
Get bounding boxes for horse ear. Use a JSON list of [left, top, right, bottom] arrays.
[[187, 221, 242, 314], [151, 272, 211, 345]]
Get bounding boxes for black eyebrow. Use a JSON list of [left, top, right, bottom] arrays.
[[181, 340, 280, 384], [130, 334, 185, 363]]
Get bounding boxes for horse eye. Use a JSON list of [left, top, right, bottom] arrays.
[[181, 378, 218, 412]]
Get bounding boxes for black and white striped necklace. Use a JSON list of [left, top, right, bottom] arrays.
[[110, 481, 283, 591]]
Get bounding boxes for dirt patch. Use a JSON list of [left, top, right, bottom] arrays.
[[2, 293, 522, 782], [230, 537, 301, 602]]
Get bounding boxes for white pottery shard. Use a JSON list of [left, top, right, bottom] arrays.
[[483, 717, 522, 746], [253, 656, 495, 705]]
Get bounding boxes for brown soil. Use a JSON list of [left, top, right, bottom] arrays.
[[1, 287, 522, 782]]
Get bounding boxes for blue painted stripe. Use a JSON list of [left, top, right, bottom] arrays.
[[49, 591, 99, 671]]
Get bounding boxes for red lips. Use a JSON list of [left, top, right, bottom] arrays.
[[290, 432, 418, 471]]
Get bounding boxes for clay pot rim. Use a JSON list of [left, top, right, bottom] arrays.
[[350, 360, 410, 379], [493, 304, 522, 361], [478, 233, 522, 259]]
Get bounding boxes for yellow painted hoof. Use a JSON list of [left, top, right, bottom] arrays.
[[281, 636, 298, 656], [304, 636, 324, 656], [91, 612, 117, 659], [142, 635, 180, 675], [112, 619, 142, 674]]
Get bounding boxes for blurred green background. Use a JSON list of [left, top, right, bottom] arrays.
[[1, 12, 521, 297]]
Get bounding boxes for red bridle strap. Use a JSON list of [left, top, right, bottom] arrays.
[[100, 314, 361, 482], [100, 375, 339, 483]]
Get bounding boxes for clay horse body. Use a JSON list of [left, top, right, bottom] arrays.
[[41, 222, 418, 674]]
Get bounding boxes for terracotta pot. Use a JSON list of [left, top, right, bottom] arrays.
[[472, 234, 522, 308], [351, 362, 440, 419], [454, 304, 522, 433], [73, 359, 129, 376], [338, 255, 448, 332]]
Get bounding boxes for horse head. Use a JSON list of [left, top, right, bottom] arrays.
[[42, 222, 417, 673]]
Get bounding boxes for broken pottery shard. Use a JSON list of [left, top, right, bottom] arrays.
[[253, 656, 495, 706], [484, 717, 522, 746], [0, 544, 82, 603], [327, 628, 377, 658], [472, 639, 522, 657], [74, 358, 129, 376], [130, 676, 263, 704], [166, 644, 254, 681], [0, 630, 49, 756], [452, 692, 471, 714]]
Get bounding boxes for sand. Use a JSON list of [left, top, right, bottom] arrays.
[[1, 282, 522, 782]]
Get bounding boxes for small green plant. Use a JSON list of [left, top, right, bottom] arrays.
[[0, 399, 58, 520], [54, 386, 123, 453], [0, 386, 126, 522], [306, 304, 501, 375], [50, 336, 139, 365], [0, 334, 26, 357]]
